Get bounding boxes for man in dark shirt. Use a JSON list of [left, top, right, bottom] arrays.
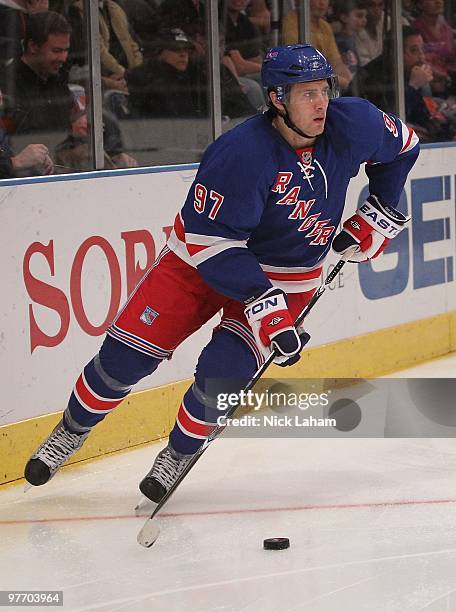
[[224, 0, 263, 78], [2, 11, 137, 172], [346, 27, 452, 141], [158, 0, 205, 39], [128, 27, 201, 118], [1, 10, 73, 135]]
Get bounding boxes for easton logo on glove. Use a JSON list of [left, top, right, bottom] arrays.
[[358, 200, 404, 236], [245, 296, 280, 317], [332, 194, 410, 263], [268, 316, 285, 326]]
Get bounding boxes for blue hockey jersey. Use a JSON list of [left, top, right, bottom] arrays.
[[167, 96, 419, 302]]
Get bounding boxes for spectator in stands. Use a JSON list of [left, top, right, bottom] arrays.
[[247, 0, 271, 34], [219, 57, 258, 117], [354, 0, 386, 66], [54, 104, 138, 170], [223, 0, 263, 80], [346, 27, 453, 141], [334, 0, 368, 74], [50, 0, 86, 79], [402, 26, 454, 140], [128, 28, 201, 118], [99, 0, 143, 94], [1, 12, 137, 170], [0, 83, 54, 177], [0, 0, 48, 65], [193, 21, 264, 112], [413, 0, 456, 85], [158, 0, 205, 39], [115, 0, 160, 58], [1, 11, 73, 135], [0, 139, 54, 177], [282, 0, 353, 90], [282, 0, 295, 14], [191, 26, 258, 117], [344, 31, 393, 106], [0, 123, 54, 177], [219, 44, 260, 115], [402, 0, 418, 25]]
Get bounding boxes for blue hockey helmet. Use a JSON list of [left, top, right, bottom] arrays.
[[261, 44, 340, 103]]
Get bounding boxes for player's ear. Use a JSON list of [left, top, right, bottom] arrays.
[[269, 90, 285, 114]]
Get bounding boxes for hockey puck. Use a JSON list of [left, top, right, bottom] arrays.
[[263, 537, 290, 550]]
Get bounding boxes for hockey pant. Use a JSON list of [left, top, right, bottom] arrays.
[[64, 248, 316, 455]]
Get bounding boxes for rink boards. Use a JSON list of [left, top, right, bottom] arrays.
[[0, 143, 455, 483]]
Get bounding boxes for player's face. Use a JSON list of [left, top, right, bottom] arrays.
[[29, 33, 70, 77], [287, 80, 330, 137]]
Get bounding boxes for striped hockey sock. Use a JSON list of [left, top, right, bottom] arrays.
[[168, 385, 222, 455], [65, 354, 132, 431]]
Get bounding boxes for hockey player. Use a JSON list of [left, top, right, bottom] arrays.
[[24, 44, 419, 502]]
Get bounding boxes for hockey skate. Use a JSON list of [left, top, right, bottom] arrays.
[[139, 445, 193, 503], [24, 420, 89, 486]]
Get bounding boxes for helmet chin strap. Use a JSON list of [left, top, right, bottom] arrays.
[[278, 104, 315, 140]]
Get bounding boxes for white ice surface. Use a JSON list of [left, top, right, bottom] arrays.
[[1, 354, 456, 612]]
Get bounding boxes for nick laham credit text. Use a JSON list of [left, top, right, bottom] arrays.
[[217, 415, 336, 427]]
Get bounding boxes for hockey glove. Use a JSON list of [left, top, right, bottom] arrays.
[[244, 288, 310, 367], [332, 194, 410, 262]]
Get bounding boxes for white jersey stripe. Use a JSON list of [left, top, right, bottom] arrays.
[[268, 277, 321, 293], [260, 260, 326, 273], [191, 239, 247, 266], [184, 232, 232, 247], [167, 229, 195, 266], [399, 121, 419, 154]]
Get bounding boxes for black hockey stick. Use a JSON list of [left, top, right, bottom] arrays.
[[137, 254, 351, 547]]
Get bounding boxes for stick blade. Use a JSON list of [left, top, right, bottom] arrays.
[[134, 496, 153, 515], [137, 518, 160, 548]]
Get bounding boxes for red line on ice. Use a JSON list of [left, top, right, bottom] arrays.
[[1, 497, 456, 525]]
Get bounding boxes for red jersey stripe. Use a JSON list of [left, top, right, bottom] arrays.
[[265, 267, 322, 281], [186, 243, 209, 256], [400, 127, 413, 153], [173, 214, 185, 241]]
